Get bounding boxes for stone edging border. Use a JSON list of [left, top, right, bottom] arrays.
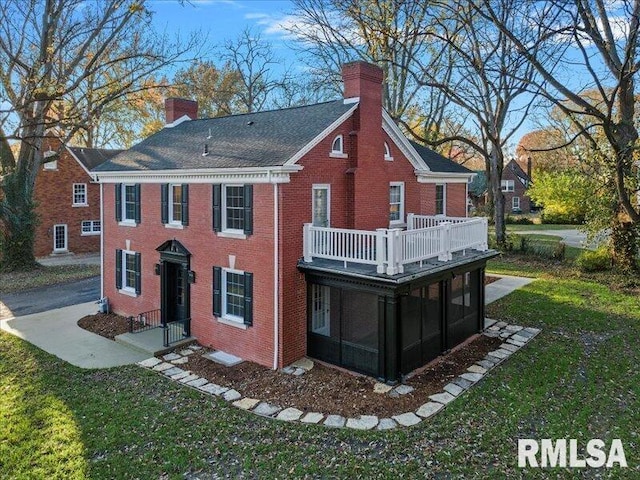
[[137, 320, 541, 430]]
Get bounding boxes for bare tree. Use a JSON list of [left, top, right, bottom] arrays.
[[477, 0, 640, 270], [0, 0, 198, 270], [408, 0, 542, 245]]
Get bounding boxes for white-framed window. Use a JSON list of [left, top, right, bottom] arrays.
[[169, 184, 183, 225], [81, 220, 101, 235], [116, 249, 140, 296], [436, 184, 446, 215], [222, 268, 245, 323], [312, 184, 330, 227], [329, 134, 347, 158], [223, 185, 245, 233], [389, 182, 405, 225], [53, 224, 67, 252], [512, 196, 521, 210], [501, 180, 515, 192], [213, 184, 253, 237], [116, 183, 140, 224], [43, 160, 57, 170], [384, 142, 393, 161], [73, 183, 87, 206]]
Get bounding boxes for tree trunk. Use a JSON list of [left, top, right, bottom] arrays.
[[488, 147, 506, 245], [610, 206, 638, 273]]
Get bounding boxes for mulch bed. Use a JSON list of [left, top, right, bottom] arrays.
[[79, 313, 502, 418]]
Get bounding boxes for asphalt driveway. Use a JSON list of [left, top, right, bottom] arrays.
[[0, 276, 100, 320]]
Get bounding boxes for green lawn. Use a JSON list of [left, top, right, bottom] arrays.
[[0, 264, 100, 293], [506, 223, 581, 231], [1, 257, 639, 478]]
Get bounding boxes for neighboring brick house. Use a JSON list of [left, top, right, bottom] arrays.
[[33, 139, 123, 257], [92, 62, 494, 382], [501, 159, 532, 213]]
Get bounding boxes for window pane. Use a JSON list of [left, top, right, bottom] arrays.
[[73, 184, 86, 204], [82, 221, 91, 232], [171, 185, 182, 222], [93, 221, 101, 232], [225, 271, 245, 319], [436, 185, 444, 215], [125, 253, 136, 289], [225, 186, 244, 231], [389, 185, 401, 221], [124, 185, 136, 220]]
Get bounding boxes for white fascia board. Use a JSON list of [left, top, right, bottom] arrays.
[[382, 110, 430, 172], [284, 103, 359, 166], [92, 165, 303, 184], [65, 145, 93, 177], [416, 171, 475, 184]]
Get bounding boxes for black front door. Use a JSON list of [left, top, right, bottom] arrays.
[[165, 261, 186, 322]]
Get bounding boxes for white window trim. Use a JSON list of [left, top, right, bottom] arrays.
[[512, 196, 521, 210], [329, 134, 348, 158], [72, 183, 88, 206], [222, 184, 245, 235], [53, 224, 68, 253], [220, 267, 245, 324], [312, 184, 331, 227], [121, 184, 137, 223], [119, 249, 138, 297], [389, 181, 405, 226], [501, 180, 515, 192], [384, 142, 394, 161], [43, 160, 57, 171], [436, 183, 447, 216], [167, 183, 183, 226], [81, 220, 101, 236]]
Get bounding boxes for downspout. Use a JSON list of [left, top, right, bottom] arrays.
[[273, 182, 279, 370], [100, 182, 104, 299]]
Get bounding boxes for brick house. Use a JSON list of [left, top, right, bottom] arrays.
[[34, 139, 123, 257], [92, 62, 495, 382], [501, 159, 532, 213]]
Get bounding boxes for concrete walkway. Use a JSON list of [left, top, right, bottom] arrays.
[[37, 252, 100, 266], [0, 301, 147, 368], [485, 275, 535, 304], [511, 228, 600, 250]]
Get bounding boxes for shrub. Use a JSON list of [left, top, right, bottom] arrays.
[[575, 248, 611, 272], [506, 215, 534, 225], [541, 210, 584, 225]]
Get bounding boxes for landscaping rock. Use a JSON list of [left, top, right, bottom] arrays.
[[189, 345, 203, 350], [162, 367, 184, 377], [460, 372, 483, 383], [377, 418, 398, 430], [443, 383, 464, 397], [495, 321, 508, 328], [162, 353, 181, 361], [452, 377, 473, 389], [392, 412, 421, 427], [500, 343, 519, 353], [373, 382, 393, 394], [346, 415, 378, 430], [253, 402, 281, 417], [170, 357, 189, 365], [186, 377, 209, 388], [179, 348, 195, 356], [324, 415, 346, 428], [488, 349, 508, 360], [416, 402, 444, 418], [152, 362, 174, 372], [291, 357, 314, 371], [511, 334, 529, 343], [199, 383, 228, 396], [505, 325, 523, 332], [170, 370, 192, 381], [292, 368, 306, 376], [429, 392, 455, 404], [484, 318, 497, 328], [138, 357, 162, 368], [394, 384, 415, 395], [222, 389, 241, 402], [517, 330, 535, 338], [524, 327, 541, 335], [281, 366, 296, 375], [506, 338, 525, 347], [483, 331, 500, 338], [233, 398, 260, 410], [178, 374, 200, 384], [277, 407, 304, 422], [300, 412, 324, 424], [467, 364, 487, 374], [477, 360, 495, 369]]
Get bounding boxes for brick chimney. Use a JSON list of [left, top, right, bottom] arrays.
[[165, 98, 198, 125], [341, 61, 386, 230]]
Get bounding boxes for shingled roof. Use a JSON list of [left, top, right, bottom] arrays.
[[68, 147, 125, 171], [93, 100, 355, 172], [409, 141, 473, 174]]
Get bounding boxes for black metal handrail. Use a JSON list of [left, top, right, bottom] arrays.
[[163, 317, 191, 347], [128, 308, 162, 333]]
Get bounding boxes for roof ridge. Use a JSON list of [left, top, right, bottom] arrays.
[[188, 99, 343, 123]]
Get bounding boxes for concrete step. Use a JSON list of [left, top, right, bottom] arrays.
[[115, 328, 195, 356]]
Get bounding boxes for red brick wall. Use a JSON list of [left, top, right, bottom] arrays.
[[418, 182, 468, 217], [103, 183, 276, 368], [502, 166, 531, 213], [33, 140, 100, 257]]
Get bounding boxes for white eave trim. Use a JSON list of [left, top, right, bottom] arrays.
[[91, 165, 303, 184], [416, 171, 475, 184], [382, 110, 430, 172], [284, 103, 359, 166]]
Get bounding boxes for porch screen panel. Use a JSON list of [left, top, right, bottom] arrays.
[[400, 288, 422, 374], [422, 283, 442, 363], [447, 270, 480, 348], [307, 285, 341, 365], [341, 290, 379, 376]]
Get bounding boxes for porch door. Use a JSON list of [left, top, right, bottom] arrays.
[[312, 185, 330, 227], [311, 284, 330, 336], [53, 224, 67, 252], [164, 261, 187, 323]]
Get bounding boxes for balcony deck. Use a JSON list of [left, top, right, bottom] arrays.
[[301, 214, 495, 282]]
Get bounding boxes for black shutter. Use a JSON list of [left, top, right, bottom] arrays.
[[115, 249, 122, 289], [212, 184, 222, 232], [161, 184, 168, 224], [181, 184, 189, 226], [243, 184, 253, 235], [243, 272, 253, 326], [135, 252, 141, 295], [115, 184, 122, 222], [213, 266, 222, 316], [134, 184, 141, 224]]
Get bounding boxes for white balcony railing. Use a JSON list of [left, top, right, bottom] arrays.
[[303, 215, 489, 275]]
